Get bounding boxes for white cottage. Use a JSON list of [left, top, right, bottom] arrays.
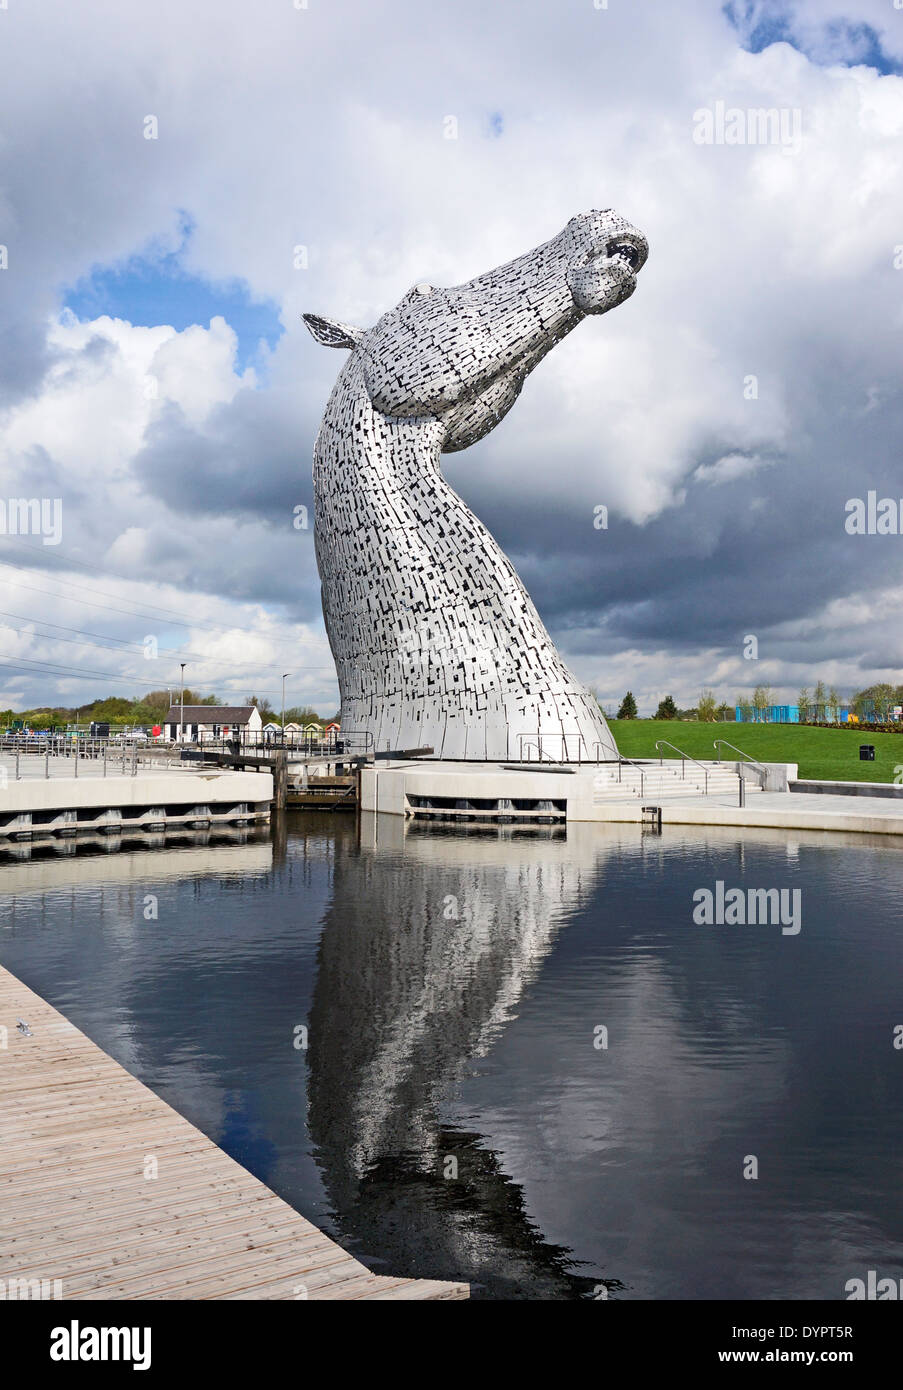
[[164, 704, 263, 744]]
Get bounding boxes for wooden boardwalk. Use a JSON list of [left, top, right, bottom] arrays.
[[0, 967, 467, 1300]]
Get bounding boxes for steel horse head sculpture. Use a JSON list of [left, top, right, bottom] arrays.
[[304, 209, 649, 760]]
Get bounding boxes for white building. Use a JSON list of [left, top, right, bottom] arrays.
[[163, 704, 263, 744]]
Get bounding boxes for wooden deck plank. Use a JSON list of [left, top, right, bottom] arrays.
[[0, 966, 468, 1301]]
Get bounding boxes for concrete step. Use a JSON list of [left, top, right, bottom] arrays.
[[590, 764, 757, 800]]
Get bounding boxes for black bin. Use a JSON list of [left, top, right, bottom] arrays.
[[859, 745, 876, 761]]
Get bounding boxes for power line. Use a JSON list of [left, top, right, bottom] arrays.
[[0, 608, 336, 671], [0, 650, 333, 695], [0, 540, 317, 647], [0, 652, 332, 697], [0, 655, 192, 689], [0, 553, 224, 627], [0, 562, 230, 627], [0, 536, 268, 630]]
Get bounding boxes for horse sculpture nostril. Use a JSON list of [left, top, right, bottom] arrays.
[[607, 240, 640, 270]]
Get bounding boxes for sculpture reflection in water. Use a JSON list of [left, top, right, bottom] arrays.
[[307, 813, 621, 1299]]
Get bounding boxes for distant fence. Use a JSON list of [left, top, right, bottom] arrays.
[[1, 730, 375, 757], [197, 731, 375, 759]]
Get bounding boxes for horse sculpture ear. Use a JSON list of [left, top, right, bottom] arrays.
[[302, 313, 365, 349]]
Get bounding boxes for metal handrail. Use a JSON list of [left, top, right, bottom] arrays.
[[713, 739, 767, 787], [518, 736, 558, 764], [655, 739, 709, 793], [611, 751, 646, 797], [2, 737, 153, 782], [516, 733, 595, 764]]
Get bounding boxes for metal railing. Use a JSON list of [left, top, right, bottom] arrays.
[[178, 731, 374, 759], [516, 733, 621, 765], [1, 737, 184, 781], [713, 739, 768, 788], [610, 751, 646, 797], [655, 739, 710, 794], [517, 735, 560, 763], [1, 729, 375, 758]]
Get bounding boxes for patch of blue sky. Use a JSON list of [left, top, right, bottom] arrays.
[[723, 2, 903, 76], [62, 217, 283, 374]]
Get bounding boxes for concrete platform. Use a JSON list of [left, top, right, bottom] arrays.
[[0, 764, 273, 839], [587, 790, 903, 837], [361, 760, 903, 837]]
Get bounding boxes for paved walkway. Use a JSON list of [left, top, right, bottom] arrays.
[[594, 789, 903, 836]]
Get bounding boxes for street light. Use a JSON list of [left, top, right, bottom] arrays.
[[282, 673, 288, 747], [179, 664, 186, 745]]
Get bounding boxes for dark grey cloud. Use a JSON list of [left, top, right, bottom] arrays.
[[1, 0, 902, 710]]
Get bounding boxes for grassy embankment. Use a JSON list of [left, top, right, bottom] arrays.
[[610, 720, 903, 785]]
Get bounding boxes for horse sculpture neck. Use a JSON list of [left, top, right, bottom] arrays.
[[312, 354, 616, 761]]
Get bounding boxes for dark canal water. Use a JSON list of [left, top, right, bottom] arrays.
[[1, 814, 901, 1299]]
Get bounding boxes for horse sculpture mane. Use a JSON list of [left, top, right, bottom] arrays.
[[304, 209, 648, 761]]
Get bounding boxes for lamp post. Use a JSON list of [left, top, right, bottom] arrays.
[[179, 664, 186, 745], [282, 673, 288, 747]]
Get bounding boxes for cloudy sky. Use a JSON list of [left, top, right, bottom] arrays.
[[0, 0, 901, 717]]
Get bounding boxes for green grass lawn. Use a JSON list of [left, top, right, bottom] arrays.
[[609, 720, 903, 784]]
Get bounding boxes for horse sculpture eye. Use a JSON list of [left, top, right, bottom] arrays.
[[414, 283, 433, 296]]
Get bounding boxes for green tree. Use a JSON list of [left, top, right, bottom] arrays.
[[696, 690, 717, 722], [285, 705, 323, 725], [246, 694, 276, 722], [141, 690, 175, 719], [752, 685, 772, 722], [797, 687, 810, 723], [655, 694, 678, 720], [871, 683, 896, 722], [127, 702, 159, 725], [617, 691, 637, 719], [850, 684, 897, 723], [736, 693, 753, 723], [716, 701, 733, 721], [828, 687, 841, 722], [813, 680, 827, 722], [167, 688, 215, 710]]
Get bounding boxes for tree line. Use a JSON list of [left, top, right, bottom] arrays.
[[0, 690, 339, 729], [612, 690, 732, 721], [610, 682, 903, 723]]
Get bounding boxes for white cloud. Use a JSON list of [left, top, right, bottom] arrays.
[[693, 453, 773, 485], [0, 0, 901, 709]]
